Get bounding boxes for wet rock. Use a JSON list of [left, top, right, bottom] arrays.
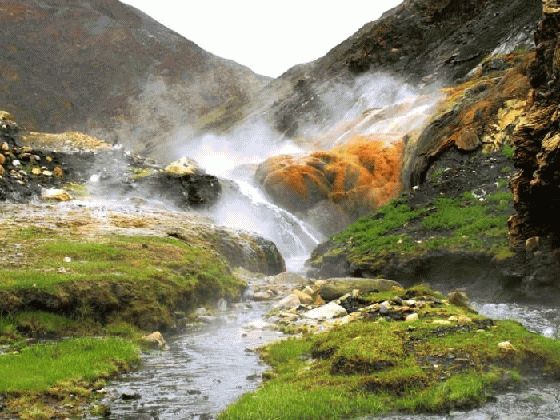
[[121, 391, 141, 401], [141, 331, 166, 349], [318, 278, 402, 301], [303, 302, 347, 320], [273, 294, 301, 311]]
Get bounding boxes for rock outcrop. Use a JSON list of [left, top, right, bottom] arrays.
[[0, 111, 221, 208], [509, 1, 560, 290], [256, 138, 404, 233], [219, 0, 541, 138]]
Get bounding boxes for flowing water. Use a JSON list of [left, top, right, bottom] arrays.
[[103, 294, 283, 419]]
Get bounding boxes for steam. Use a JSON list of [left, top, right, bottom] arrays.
[[87, 71, 443, 272]]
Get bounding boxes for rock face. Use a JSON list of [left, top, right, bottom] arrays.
[[510, 1, 560, 290], [256, 138, 404, 233], [0, 0, 269, 158]]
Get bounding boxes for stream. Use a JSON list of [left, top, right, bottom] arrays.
[[102, 134, 559, 419]]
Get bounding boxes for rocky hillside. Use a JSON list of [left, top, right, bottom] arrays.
[[0, 0, 269, 158], [214, 0, 541, 138], [308, 1, 560, 300]]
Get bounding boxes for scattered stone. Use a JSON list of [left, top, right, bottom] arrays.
[[448, 290, 469, 307], [141, 331, 166, 349], [252, 291, 273, 301], [303, 302, 347, 320], [457, 315, 473, 325], [293, 289, 313, 304], [318, 278, 402, 301], [53, 166, 64, 177], [244, 320, 273, 330], [432, 320, 452, 325]]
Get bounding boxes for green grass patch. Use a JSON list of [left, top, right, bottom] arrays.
[[0, 337, 138, 393], [318, 183, 515, 270]]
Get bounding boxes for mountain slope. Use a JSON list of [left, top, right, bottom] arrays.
[[0, 0, 269, 157], [215, 0, 541, 138]]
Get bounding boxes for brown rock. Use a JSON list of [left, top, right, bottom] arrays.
[[53, 166, 64, 177], [456, 129, 481, 152]]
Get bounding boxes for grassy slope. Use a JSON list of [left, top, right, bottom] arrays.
[[312, 176, 514, 272], [0, 228, 245, 418], [221, 288, 560, 419]]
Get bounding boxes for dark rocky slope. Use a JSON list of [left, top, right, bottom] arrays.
[[510, 0, 560, 291], [0, 0, 269, 158]]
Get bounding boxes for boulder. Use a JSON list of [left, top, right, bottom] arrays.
[[318, 278, 402, 301], [303, 302, 347, 320], [255, 138, 404, 217]]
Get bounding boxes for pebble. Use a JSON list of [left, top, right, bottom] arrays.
[[405, 313, 419, 322]]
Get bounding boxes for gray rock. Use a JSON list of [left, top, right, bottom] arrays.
[[318, 278, 402, 301]]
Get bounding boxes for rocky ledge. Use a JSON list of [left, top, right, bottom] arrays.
[[0, 111, 221, 208]]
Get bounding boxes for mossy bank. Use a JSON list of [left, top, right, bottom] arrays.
[[0, 203, 286, 418], [221, 286, 560, 419]]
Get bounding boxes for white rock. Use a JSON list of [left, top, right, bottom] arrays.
[[41, 188, 72, 201], [273, 294, 301, 310], [63, 256, 72, 263], [405, 313, 419, 322], [303, 302, 347, 320]]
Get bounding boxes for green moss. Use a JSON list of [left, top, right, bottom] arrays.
[[320, 184, 515, 269], [0, 337, 139, 393], [222, 288, 560, 419]]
